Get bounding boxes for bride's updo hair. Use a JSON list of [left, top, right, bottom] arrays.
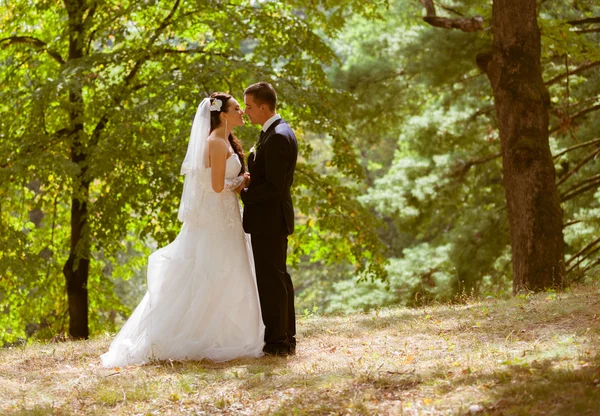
[[209, 92, 245, 174]]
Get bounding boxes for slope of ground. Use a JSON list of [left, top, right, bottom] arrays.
[[1, 285, 599, 415]]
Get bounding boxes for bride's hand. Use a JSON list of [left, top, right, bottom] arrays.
[[236, 176, 248, 194]]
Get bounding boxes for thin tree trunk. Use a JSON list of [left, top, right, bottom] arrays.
[[62, 0, 91, 339], [63, 179, 90, 339], [479, 0, 565, 291]]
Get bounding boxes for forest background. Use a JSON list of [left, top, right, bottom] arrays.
[[1, 0, 599, 345]]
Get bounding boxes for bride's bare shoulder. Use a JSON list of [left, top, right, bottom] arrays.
[[207, 134, 226, 145], [207, 135, 228, 158]]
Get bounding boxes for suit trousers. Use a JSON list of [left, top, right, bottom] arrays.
[[250, 232, 296, 353]]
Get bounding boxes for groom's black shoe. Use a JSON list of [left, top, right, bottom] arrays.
[[263, 350, 291, 357], [263, 343, 292, 357]]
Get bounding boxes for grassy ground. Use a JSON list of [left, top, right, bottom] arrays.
[[1, 285, 599, 415]]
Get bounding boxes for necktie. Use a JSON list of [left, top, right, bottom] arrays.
[[256, 130, 266, 151]]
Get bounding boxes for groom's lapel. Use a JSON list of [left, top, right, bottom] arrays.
[[256, 119, 283, 156], [262, 118, 283, 143]]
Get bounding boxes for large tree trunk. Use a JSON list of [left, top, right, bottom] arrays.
[[62, 0, 91, 339], [479, 0, 565, 291]]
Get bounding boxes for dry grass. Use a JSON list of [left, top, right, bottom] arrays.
[[1, 285, 600, 415]]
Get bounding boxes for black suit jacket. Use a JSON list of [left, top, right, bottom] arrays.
[[241, 118, 297, 235]]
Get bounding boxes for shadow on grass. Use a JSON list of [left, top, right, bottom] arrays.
[[0, 404, 75, 416], [343, 291, 600, 345], [254, 369, 424, 415], [260, 353, 600, 415], [144, 353, 291, 376], [482, 353, 600, 415], [418, 352, 600, 415]]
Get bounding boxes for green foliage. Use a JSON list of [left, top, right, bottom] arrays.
[[2, 0, 599, 340], [0, 0, 389, 343], [299, 0, 600, 312]]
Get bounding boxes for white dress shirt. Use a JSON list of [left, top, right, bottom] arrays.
[[262, 114, 281, 132]]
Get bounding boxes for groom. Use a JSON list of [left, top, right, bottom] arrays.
[[240, 82, 298, 356]]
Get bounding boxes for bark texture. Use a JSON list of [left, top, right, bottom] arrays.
[[62, 0, 90, 339], [479, 0, 565, 291]]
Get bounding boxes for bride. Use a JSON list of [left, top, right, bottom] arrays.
[[101, 93, 265, 367]]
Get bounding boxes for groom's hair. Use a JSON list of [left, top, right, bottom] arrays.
[[244, 82, 277, 111]]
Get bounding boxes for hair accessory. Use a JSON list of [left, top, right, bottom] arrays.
[[209, 98, 223, 112]]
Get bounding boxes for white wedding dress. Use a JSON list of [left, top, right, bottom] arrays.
[[101, 129, 265, 367]]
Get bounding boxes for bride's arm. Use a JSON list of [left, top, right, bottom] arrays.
[[208, 139, 229, 193], [224, 175, 245, 192]]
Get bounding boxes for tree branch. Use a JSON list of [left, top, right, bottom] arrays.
[[574, 28, 600, 34], [556, 147, 600, 187], [0, 127, 72, 169], [152, 47, 225, 57], [421, 0, 436, 15], [561, 174, 600, 202], [155, 0, 181, 33], [566, 236, 600, 266], [567, 239, 600, 277], [563, 219, 583, 228], [436, 1, 464, 17], [423, 15, 484, 32], [447, 152, 501, 180], [0, 35, 45, 48], [578, 256, 600, 275], [91, 0, 182, 144], [123, 0, 181, 85], [420, 0, 484, 32], [553, 137, 600, 159], [82, 1, 98, 29], [569, 248, 600, 282], [545, 60, 600, 86], [0, 36, 65, 65], [550, 103, 600, 134], [567, 17, 600, 25], [568, 102, 600, 124], [550, 95, 600, 117], [469, 104, 495, 121]]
